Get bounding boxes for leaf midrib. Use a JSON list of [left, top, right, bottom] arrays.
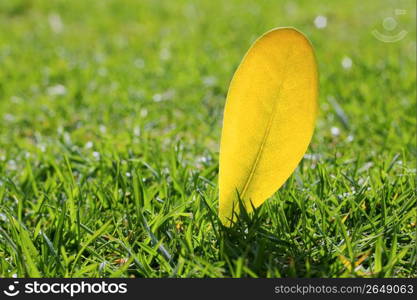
[[239, 48, 292, 201]]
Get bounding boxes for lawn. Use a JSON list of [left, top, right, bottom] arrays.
[[0, 0, 415, 277]]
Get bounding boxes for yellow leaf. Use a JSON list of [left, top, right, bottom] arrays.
[[218, 28, 318, 226]]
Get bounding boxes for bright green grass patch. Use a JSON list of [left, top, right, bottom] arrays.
[[0, 0, 416, 277]]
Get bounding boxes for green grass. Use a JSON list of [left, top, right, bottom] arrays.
[[0, 0, 416, 278]]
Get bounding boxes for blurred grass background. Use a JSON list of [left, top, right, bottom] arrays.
[[0, 0, 415, 277]]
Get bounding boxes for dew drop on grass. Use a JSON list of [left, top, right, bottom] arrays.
[[153, 90, 175, 102], [10, 96, 22, 103], [197, 156, 210, 163], [341, 56, 352, 69], [48, 13, 63, 34], [99, 262, 107, 272], [38, 144, 46, 152], [314, 15, 327, 29], [153, 94, 163, 102], [99, 125, 107, 133], [202, 76, 217, 87], [358, 177, 368, 186], [3, 114, 14, 122], [140, 108, 148, 117], [7, 160, 17, 171], [331, 126, 340, 137], [133, 126, 141, 136], [160, 48, 171, 61], [47, 84, 67, 96], [85, 141, 93, 149], [358, 162, 374, 173]]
